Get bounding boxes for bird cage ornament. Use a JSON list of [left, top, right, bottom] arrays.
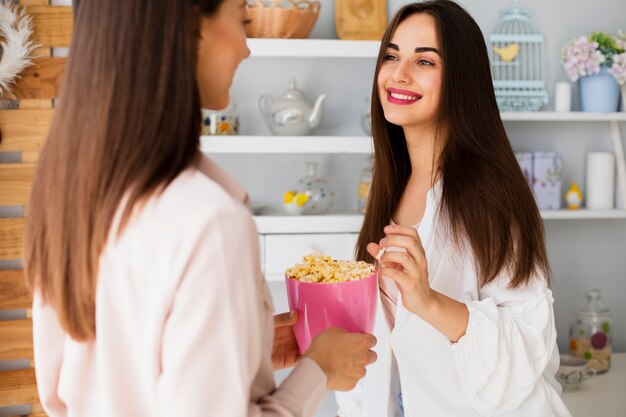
[[490, 0, 548, 112]]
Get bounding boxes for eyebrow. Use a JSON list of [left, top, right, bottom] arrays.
[[388, 43, 440, 55]]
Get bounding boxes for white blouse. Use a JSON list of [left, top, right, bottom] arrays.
[[336, 181, 572, 417]]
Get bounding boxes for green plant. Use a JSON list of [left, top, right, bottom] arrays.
[[589, 31, 623, 66]]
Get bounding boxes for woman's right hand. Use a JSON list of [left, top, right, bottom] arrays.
[[304, 328, 377, 391]]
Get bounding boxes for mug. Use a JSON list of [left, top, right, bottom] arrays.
[[556, 354, 595, 392], [201, 103, 239, 135]]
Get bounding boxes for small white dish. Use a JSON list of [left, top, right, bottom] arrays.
[[557, 354, 594, 392], [250, 203, 266, 215]]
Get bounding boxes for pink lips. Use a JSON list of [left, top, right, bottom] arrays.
[[386, 87, 422, 105]]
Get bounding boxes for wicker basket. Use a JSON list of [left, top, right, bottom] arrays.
[[245, 0, 321, 39]]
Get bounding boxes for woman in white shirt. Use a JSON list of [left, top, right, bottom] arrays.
[[23, 0, 376, 416], [337, 1, 572, 416]]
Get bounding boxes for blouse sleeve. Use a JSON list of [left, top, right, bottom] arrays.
[[32, 292, 69, 417], [155, 205, 326, 417], [450, 262, 558, 416]]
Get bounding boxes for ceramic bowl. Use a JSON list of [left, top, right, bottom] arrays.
[[556, 354, 594, 392], [285, 271, 377, 354]]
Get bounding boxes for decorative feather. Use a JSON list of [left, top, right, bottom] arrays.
[[0, 0, 37, 95]]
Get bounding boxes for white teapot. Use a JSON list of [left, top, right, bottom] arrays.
[[259, 78, 327, 136]]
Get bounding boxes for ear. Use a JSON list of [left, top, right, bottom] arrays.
[[197, 15, 213, 41]]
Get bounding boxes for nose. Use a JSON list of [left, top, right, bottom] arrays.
[[391, 60, 410, 84]]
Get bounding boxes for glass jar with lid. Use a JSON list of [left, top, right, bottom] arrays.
[[569, 289, 612, 373], [357, 158, 372, 214], [283, 162, 335, 215]]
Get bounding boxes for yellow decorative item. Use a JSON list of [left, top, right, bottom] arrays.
[[284, 191, 296, 204], [295, 193, 309, 207], [493, 43, 520, 62], [565, 182, 583, 210]]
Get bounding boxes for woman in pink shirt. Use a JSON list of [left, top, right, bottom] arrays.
[[23, 0, 377, 416]]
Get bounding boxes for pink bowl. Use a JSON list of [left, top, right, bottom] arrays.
[[285, 272, 378, 354]]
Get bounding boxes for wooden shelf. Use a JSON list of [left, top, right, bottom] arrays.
[[200, 135, 373, 154], [248, 38, 380, 58], [252, 210, 626, 234]]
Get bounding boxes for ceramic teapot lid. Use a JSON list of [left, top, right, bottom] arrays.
[[275, 78, 307, 106]]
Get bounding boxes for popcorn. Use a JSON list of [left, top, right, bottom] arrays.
[[286, 254, 375, 284]]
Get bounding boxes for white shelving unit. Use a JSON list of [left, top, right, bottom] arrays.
[[200, 135, 372, 154], [502, 112, 626, 209], [248, 38, 380, 58], [222, 39, 626, 226], [539, 210, 626, 220], [252, 209, 626, 234], [253, 214, 364, 234], [501, 112, 626, 122]]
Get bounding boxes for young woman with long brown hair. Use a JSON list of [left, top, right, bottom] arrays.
[[24, 0, 377, 415], [336, 1, 571, 416]]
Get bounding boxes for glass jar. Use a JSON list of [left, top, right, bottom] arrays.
[[357, 164, 372, 214], [569, 289, 612, 374], [361, 96, 372, 136], [283, 162, 335, 215]]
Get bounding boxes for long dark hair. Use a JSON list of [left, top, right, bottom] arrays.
[[357, 0, 550, 288], [24, 0, 224, 341]]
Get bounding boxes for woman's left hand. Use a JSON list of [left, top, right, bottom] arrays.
[[272, 311, 301, 370], [368, 224, 434, 318]]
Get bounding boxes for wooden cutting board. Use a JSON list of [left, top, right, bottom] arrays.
[[335, 0, 387, 40]]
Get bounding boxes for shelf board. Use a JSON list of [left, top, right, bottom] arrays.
[[200, 135, 373, 154], [501, 112, 626, 122], [247, 38, 380, 58], [252, 210, 626, 234], [540, 209, 626, 219], [253, 214, 364, 234]]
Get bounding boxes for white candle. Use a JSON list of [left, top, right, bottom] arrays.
[[586, 152, 616, 210], [555, 81, 572, 112]]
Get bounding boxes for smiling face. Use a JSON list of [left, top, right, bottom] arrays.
[[377, 13, 443, 131], [196, 0, 251, 110]]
